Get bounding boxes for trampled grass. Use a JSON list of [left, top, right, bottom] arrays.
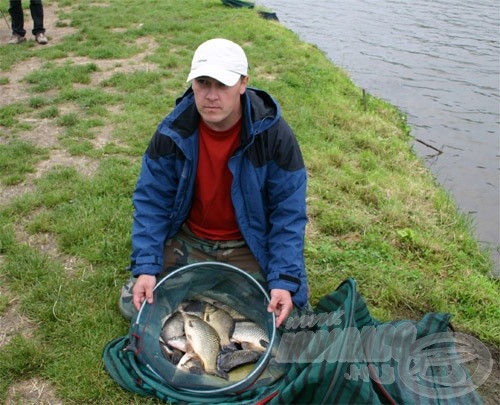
[[0, 0, 498, 403]]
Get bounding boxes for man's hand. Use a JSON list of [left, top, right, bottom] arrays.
[[132, 274, 156, 310], [267, 289, 293, 328]]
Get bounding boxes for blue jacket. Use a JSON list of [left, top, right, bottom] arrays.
[[130, 86, 309, 308]]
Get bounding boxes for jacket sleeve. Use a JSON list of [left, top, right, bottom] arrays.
[[130, 131, 180, 277], [265, 119, 309, 307]]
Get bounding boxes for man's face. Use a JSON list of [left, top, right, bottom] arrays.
[[192, 76, 249, 131]]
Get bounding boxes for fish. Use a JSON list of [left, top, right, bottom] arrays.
[[231, 321, 269, 353], [160, 311, 184, 342], [227, 363, 256, 382], [182, 313, 228, 380], [218, 349, 261, 372], [160, 341, 184, 365], [166, 335, 188, 353], [158, 295, 270, 381], [177, 352, 205, 375], [191, 294, 247, 321], [203, 303, 235, 347], [160, 311, 188, 352], [179, 300, 205, 318]]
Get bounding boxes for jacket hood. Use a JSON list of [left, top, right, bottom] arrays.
[[171, 86, 282, 141]]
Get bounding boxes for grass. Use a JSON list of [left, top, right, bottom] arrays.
[[0, 140, 49, 185], [0, 0, 498, 403]]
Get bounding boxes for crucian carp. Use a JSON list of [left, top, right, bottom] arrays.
[[159, 296, 270, 382]]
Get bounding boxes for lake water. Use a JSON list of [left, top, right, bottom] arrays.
[[256, 0, 500, 274]]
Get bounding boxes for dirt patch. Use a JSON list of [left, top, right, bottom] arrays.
[[12, 220, 90, 278], [5, 378, 63, 405], [35, 149, 99, 178], [0, 182, 36, 206], [0, 149, 99, 208], [0, 292, 36, 348]]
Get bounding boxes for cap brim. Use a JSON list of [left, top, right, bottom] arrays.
[[186, 65, 241, 87]]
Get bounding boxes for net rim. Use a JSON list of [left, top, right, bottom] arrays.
[[136, 261, 277, 395]]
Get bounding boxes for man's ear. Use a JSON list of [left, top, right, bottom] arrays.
[[239, 76, 249, 94]]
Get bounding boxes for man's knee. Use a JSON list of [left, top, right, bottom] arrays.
[[118, 276, 137, 321]]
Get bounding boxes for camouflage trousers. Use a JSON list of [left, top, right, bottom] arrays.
[[118, 225, 266, 321]]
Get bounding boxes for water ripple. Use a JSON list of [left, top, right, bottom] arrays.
[[257, 0, 500, 270]]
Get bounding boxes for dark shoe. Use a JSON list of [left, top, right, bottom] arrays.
[[9, 34, 26, 44], [35, 33, 48, 45]]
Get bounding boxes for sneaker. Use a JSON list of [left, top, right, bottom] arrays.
[[35, 33, 48, 45], [8, 34, 26, 44]]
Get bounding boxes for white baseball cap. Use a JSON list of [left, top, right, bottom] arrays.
[[186, 38, 248, 87]]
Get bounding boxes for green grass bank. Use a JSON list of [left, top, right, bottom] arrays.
[[0, 0, 498, 403]]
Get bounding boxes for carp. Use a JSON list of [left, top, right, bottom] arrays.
[[218, 348, 261, 372], [231, 321, 269, 353], [203, 303, 235, 347], [182, 313, 228, 380]]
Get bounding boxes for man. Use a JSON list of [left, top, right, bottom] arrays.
[[119, 38, 309, 327], [8, 0, 48, 44]]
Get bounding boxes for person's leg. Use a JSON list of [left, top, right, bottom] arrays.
[[169, 225, 266, 280], [118, 226, 306, 321], [119, 227, 255, 320], [8, 0, 26, 37], [29, 0, 45, 35]]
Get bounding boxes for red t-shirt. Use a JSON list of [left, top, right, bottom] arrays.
[[186, 118, 243, 240]]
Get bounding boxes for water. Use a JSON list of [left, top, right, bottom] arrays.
[[256, 0, 500, 274]]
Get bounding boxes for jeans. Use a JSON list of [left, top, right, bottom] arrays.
[[9, 0, 45, 37]]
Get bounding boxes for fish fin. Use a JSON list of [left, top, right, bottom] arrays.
[[217, 351, 231, 371], [177, 352, 194, 368], [220, 342, 239, 353], [160, 343, 173, 360], [171, 349, 183, 365]]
